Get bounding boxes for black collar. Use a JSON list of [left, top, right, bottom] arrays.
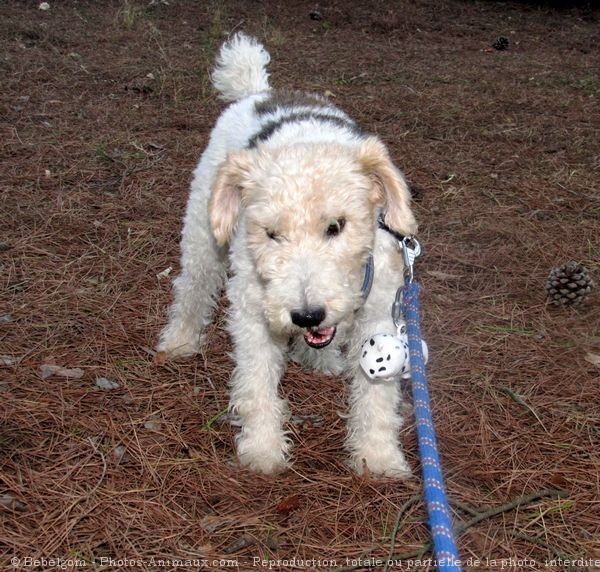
[[361, 216, 407, 300], [377, 214, 406, 242]]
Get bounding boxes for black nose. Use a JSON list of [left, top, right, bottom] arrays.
[[290, 307, 326, 328]]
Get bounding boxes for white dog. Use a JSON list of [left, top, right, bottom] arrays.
[[157, 33, 418, 477]]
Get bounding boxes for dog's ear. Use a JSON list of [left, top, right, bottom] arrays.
[[209, 151, 253, 246], [358, 137, 418, 236]]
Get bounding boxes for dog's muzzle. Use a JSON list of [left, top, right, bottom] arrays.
[[290, 307, 337, 349]]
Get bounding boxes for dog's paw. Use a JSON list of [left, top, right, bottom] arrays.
[[156, 341, 199, 360], [350, 448, 412, 480], [156, 328, 202, 360], [236, 432, 290, 475]]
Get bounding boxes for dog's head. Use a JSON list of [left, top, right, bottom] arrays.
[[209, 137, 417, 346]]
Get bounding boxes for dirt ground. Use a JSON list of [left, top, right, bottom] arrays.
[[1, 1, 599, 571]]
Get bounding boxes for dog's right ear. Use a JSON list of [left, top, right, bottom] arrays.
[[209, 151, 253, 246]]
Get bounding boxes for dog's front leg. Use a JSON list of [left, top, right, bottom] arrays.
[[346, 368, 411, 478], [345, 306, 412, 479], [227, 277, 290, 474]]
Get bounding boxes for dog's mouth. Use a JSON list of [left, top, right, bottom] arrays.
[[304, 326, 336, 349]]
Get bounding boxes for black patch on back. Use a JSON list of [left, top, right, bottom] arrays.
[[248, 89, 363, 148], [247, 112, 362, 148], [255, 89, 329, 115]]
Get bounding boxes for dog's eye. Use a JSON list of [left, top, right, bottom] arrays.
[[326, 218, 346, 237], [266, 229, 281, 241]]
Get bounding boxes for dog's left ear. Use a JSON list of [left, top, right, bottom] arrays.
[[209, 150, 253, 246], [358, 137, 418, 236]]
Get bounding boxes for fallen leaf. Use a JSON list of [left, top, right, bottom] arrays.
[[200, 515, 233, 533], [154, 351, 167, 366], [275, 494, 301, 515], [426, 270, 462, 280], [584, 352, 600, 367], [95, 377, 120, 390], [549, 473, 569, 488], [111, 445, 127, 464], [265, 532, 279, 551], [0, 494, 27, 512], [223, 535, 254, 554], [1, 355, 19, 366], [39, 364, 84, 379], [144, 419, 162, 431], [290, 414, 324, 427], [156, 266, 172, 280]]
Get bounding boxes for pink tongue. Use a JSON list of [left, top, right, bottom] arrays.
[[305, 326, 335, 345]]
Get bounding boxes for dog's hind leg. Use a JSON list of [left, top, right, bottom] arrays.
[[157, 168, 226, 358]]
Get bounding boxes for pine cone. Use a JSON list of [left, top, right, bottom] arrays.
[[492, 36, 509, 50], [545, 261, 595, 307]]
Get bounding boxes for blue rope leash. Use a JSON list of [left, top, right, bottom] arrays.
[[401, 245, 462, 571]]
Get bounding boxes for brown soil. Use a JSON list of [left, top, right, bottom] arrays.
[[1, 1, 599, 571]]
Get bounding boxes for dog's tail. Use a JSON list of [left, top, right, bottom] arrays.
[[211, 32, 271, 102]]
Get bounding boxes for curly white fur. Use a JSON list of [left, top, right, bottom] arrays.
[[211, 32, 271, 102], [158, 34, 418, 478]]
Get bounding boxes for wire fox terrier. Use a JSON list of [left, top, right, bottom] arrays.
[[157, 33, 418, 477]]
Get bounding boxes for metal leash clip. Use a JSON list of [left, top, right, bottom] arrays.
[[400, 235, 421, 283], [391, 236, 422, 328], [391, 287, 404, 329]]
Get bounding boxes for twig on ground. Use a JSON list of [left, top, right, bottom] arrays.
[[387, 489, 570, 563], [496, 385, 548, 432], [454, 488, 569, 534], [383, 495, 421, 572], [508, 530, 578, 567]]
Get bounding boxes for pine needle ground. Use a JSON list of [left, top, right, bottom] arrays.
[[1, 2, 599, 570]]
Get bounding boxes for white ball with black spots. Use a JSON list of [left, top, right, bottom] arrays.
[[359, 333, 428, 381]]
